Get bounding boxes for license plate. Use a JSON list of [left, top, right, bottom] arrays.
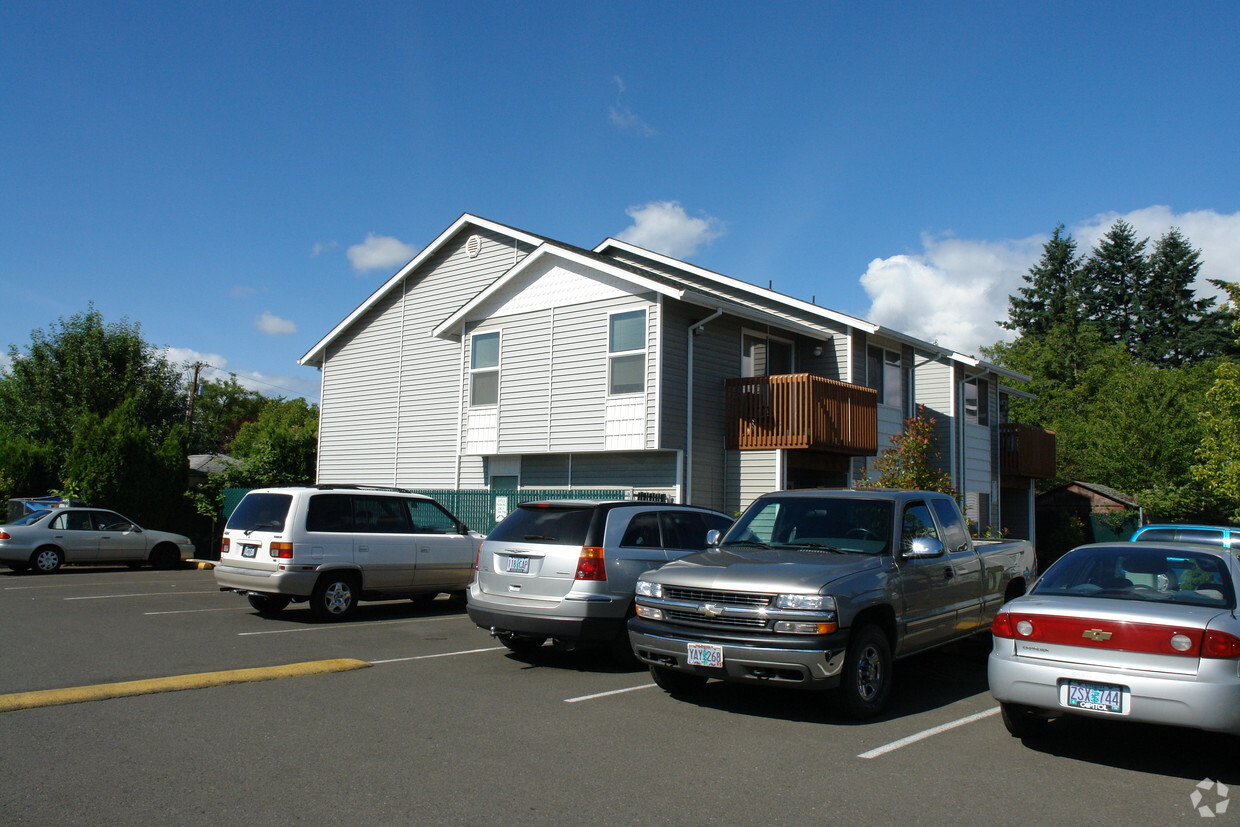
[[686, 643, 724, 668], [505, 556, 530, 574], [1060, 680, 1126, 714], [241, 545, 257, 559]]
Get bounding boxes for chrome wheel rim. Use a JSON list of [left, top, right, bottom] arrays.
[[855, 644, 883, 701], [323, 582, 353, 614]]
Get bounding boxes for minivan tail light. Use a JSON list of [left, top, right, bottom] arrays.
[[220, 537, 230, 555], [575, 547, 606, 581], [271, 542, 294, 559]]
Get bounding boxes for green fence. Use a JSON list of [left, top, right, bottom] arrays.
[[220, 487, 668, 535]]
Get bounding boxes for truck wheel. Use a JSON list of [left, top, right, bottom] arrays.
[[1000, 703, 1049, 739], [649, 665, 708, 695], [310, 574, 359, 621], [836, 624, 892, 719]]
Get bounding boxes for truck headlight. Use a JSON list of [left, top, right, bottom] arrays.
[[636, 580, 663, 599], [774, 594, 835, 611]]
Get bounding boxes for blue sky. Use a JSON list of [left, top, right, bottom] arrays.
[[4, 1, 1238, 399]]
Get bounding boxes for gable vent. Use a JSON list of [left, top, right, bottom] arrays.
[[465, 234, 482, 259]]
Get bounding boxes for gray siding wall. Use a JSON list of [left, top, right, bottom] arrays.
[[687, 313, 746, 511], [725, 449, 779, 514], [318, 228, 535, 487], [914, 353, 954, 477]]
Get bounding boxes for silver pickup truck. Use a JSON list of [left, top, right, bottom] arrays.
[[628, 489, 1036, 717]]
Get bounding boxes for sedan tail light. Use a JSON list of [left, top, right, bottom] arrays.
[[574, 546, 606, 581], [991, 612, 1014, 638], [1202, 631, 1240, 659]]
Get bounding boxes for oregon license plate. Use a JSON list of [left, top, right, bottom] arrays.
[[1060, 680, 1126, 714], [505, 556, 530, 574], [686, 643, 724, 668], [241, 545, 257, 559]]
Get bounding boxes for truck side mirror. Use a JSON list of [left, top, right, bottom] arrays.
[[905, 537, 945, 558], [705, 529, 722, 547]]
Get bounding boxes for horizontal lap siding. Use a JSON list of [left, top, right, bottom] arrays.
[[318, 229, 533, 488], [726, 449, 778, 515], [691, 315, 743, 512], [489, 308, 553, 454], [915, 355, 954, 477]]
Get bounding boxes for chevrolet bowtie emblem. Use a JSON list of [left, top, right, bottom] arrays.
[[700, 603, 723, 618], [1082, 629, 1113, 641]]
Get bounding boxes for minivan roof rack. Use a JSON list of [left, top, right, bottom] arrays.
[[312, 484, 416, 493]]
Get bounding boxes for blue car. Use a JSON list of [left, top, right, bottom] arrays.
[[1130, 523, 1240, 550]]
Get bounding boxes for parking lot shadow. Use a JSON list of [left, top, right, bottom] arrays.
[[502, 644, 648, 675], [1015, 716, 1240, 783], [236, 594, 469, 625]]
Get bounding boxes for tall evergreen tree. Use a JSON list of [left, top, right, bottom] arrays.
[[1137, 228, 1221, 365], [1003, 224, 1083, 337], [1080, 219, 1150, 354]]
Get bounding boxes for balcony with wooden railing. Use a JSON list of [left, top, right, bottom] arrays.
[[725, 374, 878, 454], [1000, 423, 1057, 479]]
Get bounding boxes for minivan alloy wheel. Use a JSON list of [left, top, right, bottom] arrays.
[[312, 575, 358, 621]]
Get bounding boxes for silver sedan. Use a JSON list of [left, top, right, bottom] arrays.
[[989, 541, 1240, 738], [0, 507, 196, 573]]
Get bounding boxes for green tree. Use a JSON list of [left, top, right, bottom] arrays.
[[1191, 281, 1240, 522], [857, 407, 957, 496], [228, 397, 319, 486], [1136, 228, 1234, 365], [0, 307, 186, 503], [187, 376, 268, 454], [1081, 219, 1150, 354], [1003, 223, 1084, 337]]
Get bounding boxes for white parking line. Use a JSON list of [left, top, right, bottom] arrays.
[[145, 607, 249, 615], [371, 647, 506, 664], [565, 684, 657, 703], [64, 591, 219, 600], [857, 707, 1000, 759], [237, 614, 467, 635]]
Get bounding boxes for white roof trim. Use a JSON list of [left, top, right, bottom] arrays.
[[299, 214, 546, 367], [430, 243, 685, 340], [594, 237, 879, 334], [595, 236, 1023, 380]]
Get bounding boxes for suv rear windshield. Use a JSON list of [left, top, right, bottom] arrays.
[[487, 506, 593, 545], [226, 493, 293, 533]]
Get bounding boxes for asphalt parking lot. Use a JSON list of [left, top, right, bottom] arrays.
[[2, 566, 1236, 825]]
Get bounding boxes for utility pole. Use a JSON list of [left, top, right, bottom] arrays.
[[186, 361, 206, 426]]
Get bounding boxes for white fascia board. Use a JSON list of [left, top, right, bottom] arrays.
[[999, 384, 1037, 401], [677, 291, 835, 340], [594, 238, 879, 334], [430, 243, 685, 340], [299, 214, 546, 367]]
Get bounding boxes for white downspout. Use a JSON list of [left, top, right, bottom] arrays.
[[686, 308, 724, 504]]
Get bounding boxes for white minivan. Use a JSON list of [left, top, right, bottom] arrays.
[[215, 485, 480, 621]]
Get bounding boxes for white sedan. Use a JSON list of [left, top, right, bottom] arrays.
[[0, 508, 196, 573], [989, 541, 1240, 738]]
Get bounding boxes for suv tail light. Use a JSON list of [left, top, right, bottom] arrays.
[[574, 547, 606, 581], [271, 542, 293, 559], [474, 541, 483, 571], [220, 537, 230, 556]]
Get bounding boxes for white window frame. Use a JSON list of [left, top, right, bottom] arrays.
[[608, 309, 647, 396], [469, 330, 501, 408]]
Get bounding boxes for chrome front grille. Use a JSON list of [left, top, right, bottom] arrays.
[[664, 587, 775, 607], [665, 609, 768, 629]]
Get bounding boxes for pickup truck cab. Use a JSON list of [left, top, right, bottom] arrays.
[[628, 489, 1036, 717]]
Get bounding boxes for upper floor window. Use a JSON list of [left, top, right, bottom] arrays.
[[965, 377, 990, 425], [609, 309, 646, 395], [470, 331, 500, 406], [742, 332, 794, 377], [867, 346, 902, 407]]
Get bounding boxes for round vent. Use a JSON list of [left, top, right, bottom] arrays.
[[465, 234, 482, 259]]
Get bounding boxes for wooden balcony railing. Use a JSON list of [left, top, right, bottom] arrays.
[[1000, 423, 1057, 479], [725, 374, 878, 454]]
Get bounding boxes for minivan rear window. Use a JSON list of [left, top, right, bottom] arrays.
[[226, 493, 293, 532], [487, 506, 593, 545]]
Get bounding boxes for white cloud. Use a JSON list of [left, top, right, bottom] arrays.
[[230, 285, 257, 298], [255, 311, 297, 336], [310, 240, 338, 258], [162, 347, 320, 400], [861, 207, 1240, 357], [347, 233, 416, 274], [0, 351, 12, 375], [616, 201, 725, 259], [609, 75, 657, 136]]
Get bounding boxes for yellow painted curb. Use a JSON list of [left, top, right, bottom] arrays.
[[0, 659, 371, 713]]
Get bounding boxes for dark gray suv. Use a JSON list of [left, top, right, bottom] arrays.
[[467, 500, 732, 661]]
